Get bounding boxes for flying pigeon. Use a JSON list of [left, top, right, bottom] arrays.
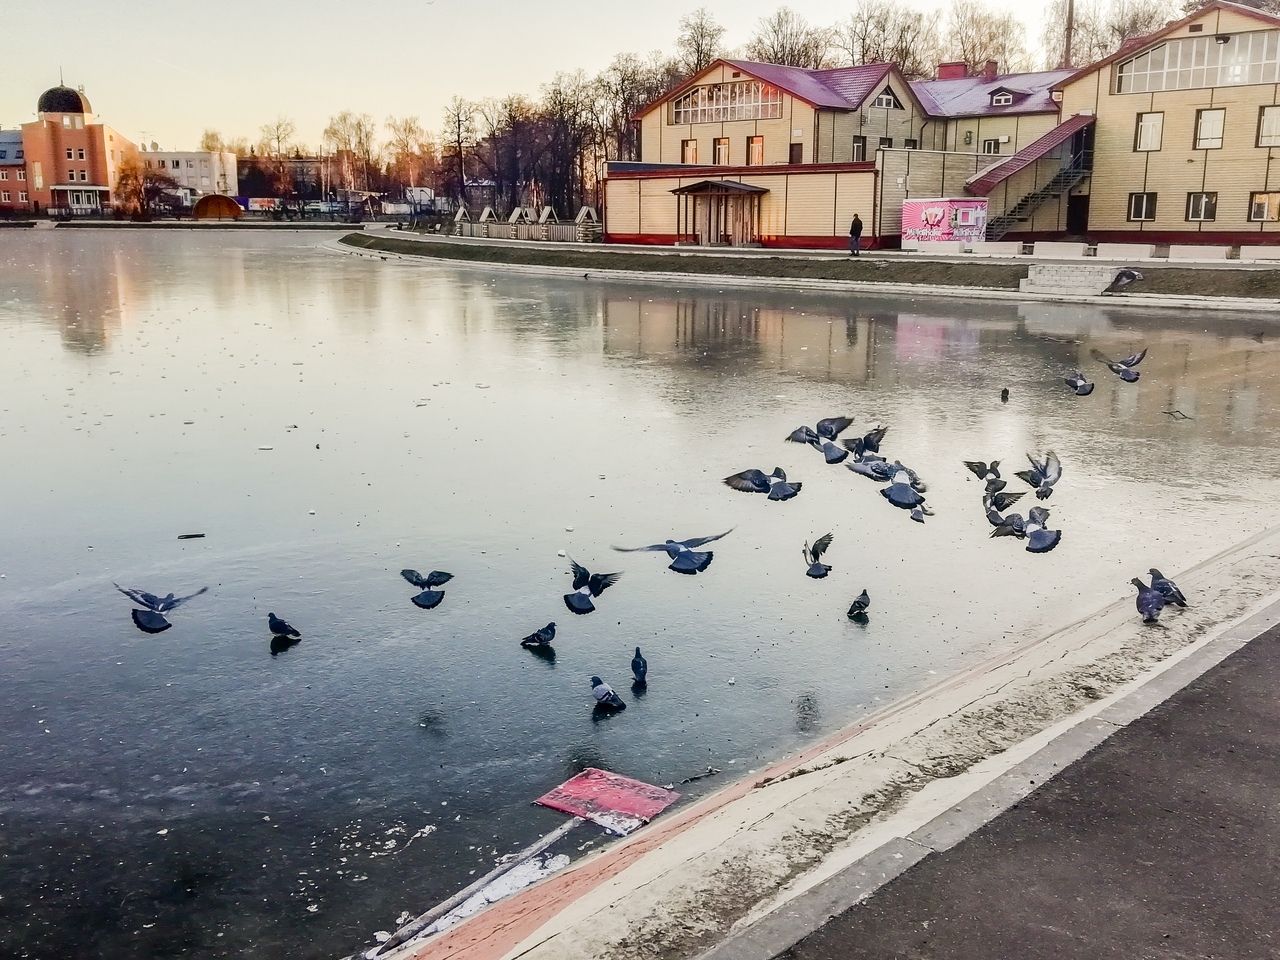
[[1104, 268, 1143, 294], [268, 613, 301, 639], [964, 459, 1006, 494], [1015, 451, 1062, 500], [723, 467, 802, 501], [563, 559, 622, 615], [631, 647, 648, 685], [613, 529, 733, 575], [881, 469, 926, 510], [401, 569, 453, 610], [520, 622, 556, 647], [984, 490, 1025, 513], [1149, 568, 1188, 607], [988, 508, 1026, 536], [840, 425, 890, 461], [1064, 371, 1095, 396], [1091, 347, 1146, 382], [802, 533, 834, 578], [113, 583, 208, 634], [1131, 577, 1165, 624], [847, 589, 871, 620], [590, 676, 626, 710], [847, 458, 896, 482], [1022, 506, 1062, 553], [786, 416, 855, 463]]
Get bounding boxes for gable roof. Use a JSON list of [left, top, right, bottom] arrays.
[[1053, 0, 1280, 90], [912, 69, 1073, 117]]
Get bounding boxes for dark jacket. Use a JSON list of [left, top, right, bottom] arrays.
[[850, 217, 863, 237]]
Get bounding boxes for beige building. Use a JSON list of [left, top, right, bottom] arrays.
[[138, 145, 238, 200]]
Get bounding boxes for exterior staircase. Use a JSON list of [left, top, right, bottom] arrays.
[[986, 153, 1092, 241]]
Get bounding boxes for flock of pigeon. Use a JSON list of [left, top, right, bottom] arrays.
[[109, 339, 1187, 715]]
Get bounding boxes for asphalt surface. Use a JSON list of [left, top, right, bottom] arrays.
[[778, 624, 1280, 960]]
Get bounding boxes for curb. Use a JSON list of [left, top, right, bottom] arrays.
[[692, 594, 1280, 960]]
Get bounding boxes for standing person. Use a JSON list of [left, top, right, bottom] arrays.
[[849, 214, 864, 256]]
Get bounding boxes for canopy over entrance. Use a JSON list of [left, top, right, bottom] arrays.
[[671, 180, 767, 246]]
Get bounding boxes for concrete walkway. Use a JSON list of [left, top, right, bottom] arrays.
[[774, 621, 1280, 960]]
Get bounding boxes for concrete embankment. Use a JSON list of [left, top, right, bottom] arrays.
[[369, 526, 1280, 960]]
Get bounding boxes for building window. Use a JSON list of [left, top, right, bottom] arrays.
[[852, 135, 867, 161], [789, 142, 803, 164], [187, 159, 194, 168], [67, 169, 75, 181], [1117, 28, 1280, 94], [79, 170, 88, 181], [62, 116, 71, 128], [0, 171, 7, 181], [171, 159, 180, 169], [1127, 192, 1158, 221], [18, 191, 26, 202], [1249, 191, 1280, 220], [66, 148, 74, 160], [713, 137, 730, 164], [680, 139, 698, 164], [1135, 112, 1163, 151], [1258, 105, 1280, 146], [76, 148, 85, 160], [1194, 108, 1225, 148], [200, 159, 209, 168], [0, 150, 6, 159], [74, 116, 83, 129], [145, 159, 152, 168], [15, 150, 21, 159], [879, 136, 893, 149], [904, 138, 919, 149], [32, 162, 42, 190], [1186, 192, 1217, 221], [981, 138, 1001, 154], [992, 92, 1014, 106], [747, 135, 764, 165], [1, 192, 8, 203], [671, 80, 783, 124], [17, 169, 25, 181], [873, 88, 904, 109]]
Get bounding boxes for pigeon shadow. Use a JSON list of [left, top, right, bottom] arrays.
[[270, 635, 303, 656], [630, 680, 648, 698], [591, 703, 626, 723], [522, 644, 557, 665], [848, 612, 871, 626]]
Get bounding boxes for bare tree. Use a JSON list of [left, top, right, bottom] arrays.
[[676, 8, 726, 73], [945, 0, 1031, 72], [385, 115, 437, 194], [832, 0, 944, 77], [257, 117, 296, 197], [199, 129, 224, 152], [114, 159, 183, 219], [441, 96, 477, 204], [323, 111, 379, 194], [1043, 0, 1177, 68], [744, 7, 832, 68], [594, 51, 683, 163]]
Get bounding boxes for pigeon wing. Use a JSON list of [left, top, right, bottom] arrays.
[[988, 491, 1025, 512], [809, 532, 833, 562], [569, 559, 591, 591], [1120, 348, 1147, 367], [161, 586, 209, 612], [401, 569, 430, 589], [723, 469, 771, 493], [678, 529, 733, 549], [815, 416, 854, 439], [962, 460, 990, 480], [1043, 451, 1062, 485], [785, 426, 817, 444], [1089, 348, 1116, 367], [862, 425, 889, 451], [424, 571, 454, 587], [114, 583, 163, 611], [1028, 506, 1051, 526], [587, 571, 622, 597], [1014, 469, 1041, 489], [612, 542, 670, 553]]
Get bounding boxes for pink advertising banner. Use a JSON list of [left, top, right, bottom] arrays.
[[901, 198, 988, 243]]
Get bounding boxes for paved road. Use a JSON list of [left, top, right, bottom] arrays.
[[778, 624, 1280, 960]]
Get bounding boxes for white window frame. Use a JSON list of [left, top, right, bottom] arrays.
[[747, 135, 764, 165], [680, 139, 698, 164], [0, 191, 9, 203], [713, 137, 730, 165], [671, 80, 783, 124], [18, 191, 27, 202], [992, 92, 1013, 106], [65, 148, 73, 160], [1117, 28, 1280, 94], [878, 136, 893, 149], [76, 148, 85, 160], [1135, 112, 1163, 151], [16, 169, 24, 181], [981, 138, 1001, 154], [1195, 108, 1225, 149], [1249, 191, 1280, 221], [0, 171, 7, 181], [1128, 192, 1158, 221], [1258, 105, 1280, 146], [872, 88, 903, 109], [1186, 191, 1217, 221], [852, 135, 867, 161]]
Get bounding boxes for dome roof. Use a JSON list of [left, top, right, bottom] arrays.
[[37, 85, 92, 114]]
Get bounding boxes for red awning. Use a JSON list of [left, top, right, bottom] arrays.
[[965, 114, 1095, 196]]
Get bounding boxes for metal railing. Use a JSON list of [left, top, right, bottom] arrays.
[[986, 148, 1093, 242]]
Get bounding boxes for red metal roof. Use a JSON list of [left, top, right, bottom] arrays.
[[965, 114, 1095, 196], [911, 69, 1074, 118]]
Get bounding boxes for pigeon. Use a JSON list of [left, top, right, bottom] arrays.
[[881, 469, 926, 510], [839, 425, 890, 461], [590, 676, 626, 710], [268, 613, 301, 639], [910, 505, 934, 523], [1149, 568, 1188, 607], [631, 647, 648, 684], [1022, 506, 1062, 553], [1090, 347, 1146, 382], [1132, 577, 1165, 623], [984, 490, 1025, 513], [847, 458, 896, 482], [113, 583, 208, 634], [988, 509, 1026, 536], [520, 622, 556, 647], [563, 559, 622, 615], [964, 460, 1006, 494], [1000, 388, 1010, 403], [613, 529, 733, 575], [1015, 451, 1062, 500], [722, 467, 802, 501], [1104, 268, 1143, 294], [1064, 371, 1095, 396], [786, 416, 855, 464], [847, 589, 871, 620], [802, 533, 834, 578], [401, 569, 453, 610]]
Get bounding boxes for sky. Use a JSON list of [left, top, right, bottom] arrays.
[[0, 0, 1052, 151]]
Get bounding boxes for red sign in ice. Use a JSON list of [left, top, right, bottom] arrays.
[[534, 768, 679, 836]]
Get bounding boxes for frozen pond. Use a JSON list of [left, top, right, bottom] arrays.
[[1, 231, 1278, 959]]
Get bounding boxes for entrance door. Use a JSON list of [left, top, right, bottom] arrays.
[[1067, 194, 1089, 234], [693, 196, 712, 244]]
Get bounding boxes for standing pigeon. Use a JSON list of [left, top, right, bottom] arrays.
[[1015, 451, 1062, 500], [847, 589, 871, 621], [1132, 577, 1166, 624], [722, 467, 802, 501], [1064, 371, 1095, 396], [786, 416, 855, 464], [1000, 388, 1010, 404], [802, 533, 834, 578], [631, 647, 648, 685], [840, 425, 890, 461], [520, 622, 556, 647], [401, 569, 453, 610], [1149, 568, 1188, 607], [1104, 268, 1143, 294], [268, 613, 301, 639], [590, 676, 626, 710], [613, 529, 733, 575], [563, 559, 622, 615], [113, 583, 208, 634], [1091, 347, 1146, 382]]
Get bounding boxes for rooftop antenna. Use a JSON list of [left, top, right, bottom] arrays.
[[59, 65, 64, 85]]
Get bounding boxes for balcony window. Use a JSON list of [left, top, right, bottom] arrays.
[[1185, 191, 1217, 221], [671, 80, 782, 124], [1127, 192, 1158, 221], [1117, 28, 1280, 94], [1194, 108, 1225, 149]]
